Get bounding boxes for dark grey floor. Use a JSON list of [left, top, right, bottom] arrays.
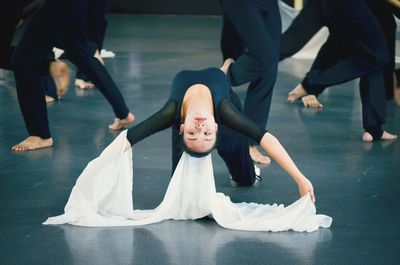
[[1, 15, 400, 265]]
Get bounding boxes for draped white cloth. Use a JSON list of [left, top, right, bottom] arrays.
[[44, 130, 332, 232]]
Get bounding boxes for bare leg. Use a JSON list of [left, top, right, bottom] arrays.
[[49, 60, 69, 97], [362, 130, 398, 142], [287, 83, 308, 103], [108, 112, 135, 130], [249, 146, 271, 165], [11, 136, 53, 151], [301, 95, 323, 109]]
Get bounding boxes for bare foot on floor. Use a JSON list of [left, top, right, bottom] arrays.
[[11, 136, 53, 151], [301, 95, 323, 109], [288, 84, 308, 103], [50, 60, 70, 97], [362, 131, 398, 142], [250, 146, 271, 166], [220, 58, 234, 75], [108, 112, 135, 130], [75, 78, 94, 90], [45, 95, 56, 103]]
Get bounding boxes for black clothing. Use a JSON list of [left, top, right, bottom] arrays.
[[127, 68, 268, 186], [127, 68, 266, 146], [76, 0, 109, 82], [220, 0, 281, 145], [12, 0, 129, 138], [298, 0, 391, 133], [279, 0, 396, 101], [279, 0, 324, 61]]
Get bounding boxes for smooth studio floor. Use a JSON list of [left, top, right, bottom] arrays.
[[1, 15, 399, 265]]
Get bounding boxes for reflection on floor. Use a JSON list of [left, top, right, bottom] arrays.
[[0, 15, 399, 265]]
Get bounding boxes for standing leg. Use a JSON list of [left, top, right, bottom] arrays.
[[0, 1, 24, 70], [11, 0, 68, 151], [222, 0, 281, 133], [75, 0, 109, 90], [220, 14, 245, 62], [368, 1, 396, 101]]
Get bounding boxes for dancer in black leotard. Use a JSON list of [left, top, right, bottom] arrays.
[[125, 67, 315, 200]]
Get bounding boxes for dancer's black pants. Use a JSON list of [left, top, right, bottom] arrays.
[[220, 0, 281, 146], [76, 0, 109, 82]]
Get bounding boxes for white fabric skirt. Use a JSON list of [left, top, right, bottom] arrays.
[[44, 130, 332, 232]]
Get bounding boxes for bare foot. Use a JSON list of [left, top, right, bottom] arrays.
[[11, 136, 53, 151], [288, 84, 308, 103], [45, 95, 56, 103], [249, 146, 271, 166], [362, 131, 398, 142], [220, 58, 234, 75], [394, 87, 400, 106], [75, 78, 94, 90], [108, 112, 135, 130], [94, 49, 105, 65], [301, 95, 323, 109], [49, 60, 70, 97]]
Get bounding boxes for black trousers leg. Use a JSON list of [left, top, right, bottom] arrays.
[[64, 38, 129, 119], [0, 1, 24, 70], [360, 70, 386, 137], [368, 1, 396, 100], [220, 14, 245, 61], [279, 0, 324, 61], [76, 0, 109, 82], [12, 0, 65, 138], [300, 35, 343, 96], [222, 0, 281, 145], [217, 89, 255, 186]]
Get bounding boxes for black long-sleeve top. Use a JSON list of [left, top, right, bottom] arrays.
[[126, 67, 266, 149]]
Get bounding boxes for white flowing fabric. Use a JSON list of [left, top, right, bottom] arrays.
[[44, 130, 332, 232]]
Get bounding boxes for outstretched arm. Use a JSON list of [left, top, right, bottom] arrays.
[[125, 100, 177, 151], [219, 99, 315, 202], [260, 133, 315, 202]]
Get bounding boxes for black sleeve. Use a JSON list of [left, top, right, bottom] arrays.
[[218, 99, 267, 143], [127, 100, 177, 146]]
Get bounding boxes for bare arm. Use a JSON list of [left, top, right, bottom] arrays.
[[260, 132, 315, 202]]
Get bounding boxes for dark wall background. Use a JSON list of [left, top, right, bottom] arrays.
[[108, 0, 295, 15]]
